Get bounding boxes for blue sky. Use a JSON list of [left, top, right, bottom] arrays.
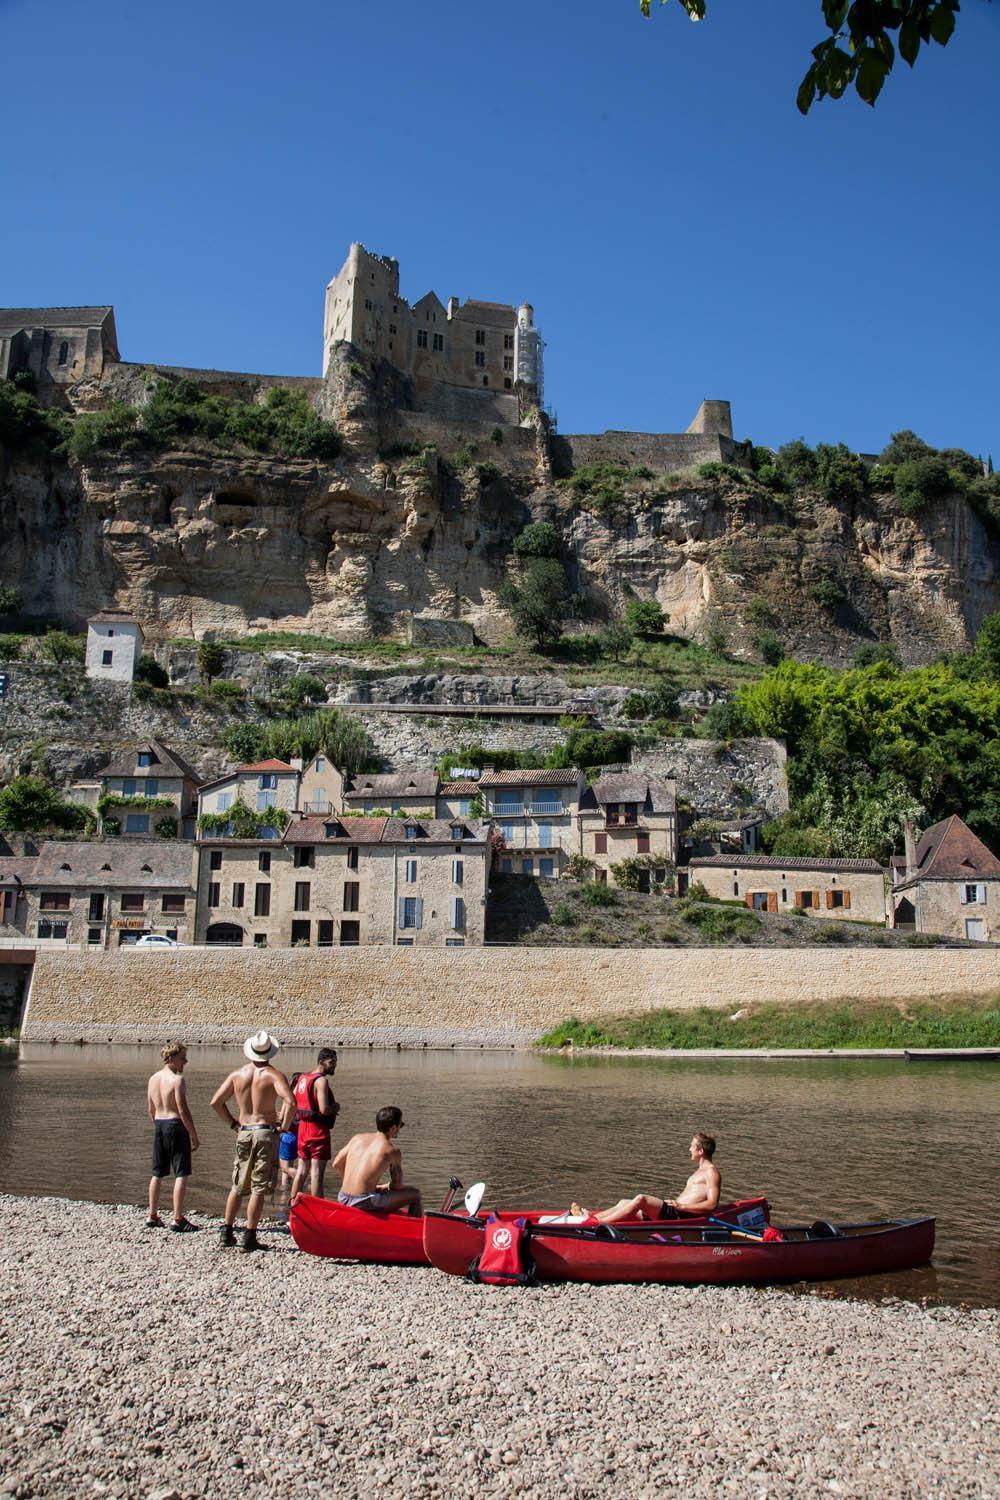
[[2, 0, 997, 455]]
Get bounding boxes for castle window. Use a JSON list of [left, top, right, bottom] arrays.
[[504, 378, 512, 389], [503, 356, 513, 371], [504, 333, 514, 350], [364, 298, 372, 310], [475, 329, 486, 346], [482, 376, 489, 386], [389, 324, 397, 335], [58, 340, 70, 366], [475, 351, 485, 367], [433, 333, 444, 352], [417, 329, 428, 349]]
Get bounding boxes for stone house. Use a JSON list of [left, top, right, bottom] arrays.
[[0, 306, 119, 393], [71, 740, 200, 839], [194, 815, 489, 948], [578, 774, 678, 887], [688, 855, 887, 924], [342, 771, 439, 817], [297, 754, 345, 817], [85, 610, 143, 685], [197, 759, 301, 822], [481, 769, 584, 878], [25, 841, 197, 947], [890, 816, 1000, 942], [435, 780, 482, 819], [0, 855, 36, 936]]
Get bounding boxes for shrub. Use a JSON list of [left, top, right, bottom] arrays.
[[197, 641, 225, 682], [134, 655, 169, 688], [775, 439, 818, 490], [752, 629, 784, 665], [0, 379, 69, 456], [379, 439, 423, 461], [284, 673, 327, 707], [701, 613, 729, 655], [745, 598, 777, 629], [512, 521, 558, 558], [551, 902, 575, 927], [40, 630, 84, 665], [198, 801, 286, 838], [564, 855, 595, 880], [223, 724, 267, 762], [809, 575, 847, 611], [561, 462, 655, 518], [155, 816, 178, 839], [852, 641, 900, 669], [0, 585, 22, 616], [622, 598, 665, 636], [579, 882, 618, 908], [621, 691, 652, 720], [0, 634, 23, 660], [0, 775, 92, 833], [475, 461, 501, 485], [490, 426, 504, 447], [549, 727, 633, 769], [201, 679, 244, 700], [682, 904, 761, 942], [65, 403, 141, 462], [894, 455, 952, 517], [879, 430, 935, 466], [814, 443, 868, 505]]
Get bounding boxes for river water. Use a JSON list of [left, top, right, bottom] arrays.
[[1, 1044, 997, 1307]]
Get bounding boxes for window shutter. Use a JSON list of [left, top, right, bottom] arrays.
[[767, 892, 777, 913], [813, 890, 820, 910], [636, 833, 650, 853], [415, 897, 423, 930], [398, 897, 406, 928], [826, 890, 834, 909], [450, 896, 464, 930], [595, 833, 607, 854], [960, 885, 968, 905], [794, 891, 803, 907], [744, 894, 753, 909], [452, 858, 463, 885], [977, 884, 987, 904], [843, 890, 851, 909]]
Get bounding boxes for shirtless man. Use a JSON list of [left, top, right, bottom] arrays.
[[210, 1030, 294, 1252], [573, 1132, 721, 1224], [332, 1105, 422, 1216], [146, 1040, 200, 1231]]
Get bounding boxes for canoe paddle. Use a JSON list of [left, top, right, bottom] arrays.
[[439, 1176, 463, 1213], [464, 1182, 486, 1217]]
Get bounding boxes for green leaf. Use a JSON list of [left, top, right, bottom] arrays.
[[797, 67, 818, 114], [856, 47, 889, 105], [822, 0, 849, 29], [898, 18, 921, 65], [928, 3, 956, 45]]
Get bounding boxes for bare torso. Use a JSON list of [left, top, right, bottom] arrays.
[[336, 1131, 400, 1195], [229, 1063, 287, 1126], [147, 1066, 186, 1120], [673, 1159, 721, 1209]]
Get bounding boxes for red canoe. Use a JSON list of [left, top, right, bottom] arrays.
[[289, 1194, 771, 1265], [422, 1211, 936, 1285]]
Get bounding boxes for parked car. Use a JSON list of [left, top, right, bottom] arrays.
[[135, 933, 178, 948]]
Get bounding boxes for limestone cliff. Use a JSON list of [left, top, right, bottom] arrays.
[[0, 388, 996, 665]]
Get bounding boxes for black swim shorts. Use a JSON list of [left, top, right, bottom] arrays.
[[152, 1119, 192, 1179]]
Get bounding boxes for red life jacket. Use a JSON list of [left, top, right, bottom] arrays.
[[294, 1068, 338, 1128], [467, 1216, 536, 1287]]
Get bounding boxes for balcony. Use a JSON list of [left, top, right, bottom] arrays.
[[303, 800, 333, 816], [605, 811, 638, 828], [488, 802, 565, 818]]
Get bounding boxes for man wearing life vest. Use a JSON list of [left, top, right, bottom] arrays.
[[289, 1048, 340, 1201]]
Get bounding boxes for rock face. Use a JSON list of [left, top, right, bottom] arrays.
[[1, 404, 996, 663]]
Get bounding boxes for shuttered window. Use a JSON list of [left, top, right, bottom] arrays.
[[450, 896, 465, 931]]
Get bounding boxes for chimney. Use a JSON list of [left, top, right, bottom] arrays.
[[903, 819, 918, 879], [447, 297, 459, 319]]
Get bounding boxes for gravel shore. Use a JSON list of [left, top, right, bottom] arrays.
[[2, 1195, 998, 1499]]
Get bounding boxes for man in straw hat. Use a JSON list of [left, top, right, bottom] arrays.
[[211, 1029, 294, 1252]]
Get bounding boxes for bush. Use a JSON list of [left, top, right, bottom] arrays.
[[134, 655, 169, 688], [564, 855, 595, 880], [197, 641, 225, 682], [65, 403, 142, 462], [745, 597, 777, 629], [284, 673, 327, 707], [809, 575, 847, 611], [621, 691, 652, 720], [0, 379, 69, 457], [852, 641, 900, 669], [561, 462, 655, 518], [0, 585, 22, 616], [701, 613, 729, 655], [622, 599, 665, 636], [512, 521, 558, 558], [814, 443, 868, 505], [0, 634, 23, 660], [155, 816, 178, 839], [894, 455, 952, 517], [475, 461, 501, 486], [682, 904, 761, 942], [752, 629, 784, 665], [879, 430, 935, 466], [775, 439, 818, 491], [40, 630, 84, 665], [490, 426, 504, 447], [579, 882, 618, 908], [549, 727, 633, 769], [551, 902, 575, 927], [201, 679, 244, 700]]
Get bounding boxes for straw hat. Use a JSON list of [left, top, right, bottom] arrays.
[[243, 1030, 281, 1063]]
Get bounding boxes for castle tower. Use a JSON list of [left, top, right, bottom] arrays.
[[323, 243, 403, 375], [514, 303, 544, 408]]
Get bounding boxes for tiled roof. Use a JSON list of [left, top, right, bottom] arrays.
[[380, 819, 488, 844], [284, 817, 388, 845], [237, 759, 297, 774], [463, 299, 516, 312], [590, 774, 676, 813], [479, 769, 580, 788], [438, 781, 480, 796], [102, 739, 200, 782], [0, 858, 37, 886], [344, 773, 439, 799], [31, 840, 195, 889], [0, 306, 114, 333], [894, 815, 1000, 887], [690, 855, 884, 874], [89, 609, 140, 625]]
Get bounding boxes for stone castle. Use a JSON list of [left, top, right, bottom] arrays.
[[0, 243, 735, 460]]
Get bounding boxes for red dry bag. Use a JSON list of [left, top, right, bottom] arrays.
[[466, 1215, 536, 1287]]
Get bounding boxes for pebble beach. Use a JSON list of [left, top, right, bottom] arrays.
[[2, 1194, 998, 1500]]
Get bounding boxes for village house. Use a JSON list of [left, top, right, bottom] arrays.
[[71, 740, 200, 839], [890, 816, 1000, 942], [682, 812, 764, 860], [578, 773, 678, 887], [435, 780, 482, 819], [194, 814, 489, 947], [480, 769, 584, 878], [688, 854, 887, 924], [297, 754, 345, 817], [0, 853, 36, 937], [84, 609, 144, 685], [342, 771, 439, 817], [197, 759, 301, 825], [25, 841, 197, 947]]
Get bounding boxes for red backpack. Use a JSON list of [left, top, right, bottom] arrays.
[[466, 1215, 536, 1287]]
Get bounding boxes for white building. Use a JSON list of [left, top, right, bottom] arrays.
[[85, 610, 143, 684]]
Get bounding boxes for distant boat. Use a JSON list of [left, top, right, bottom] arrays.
[[904, 1049, 1000, 1062]]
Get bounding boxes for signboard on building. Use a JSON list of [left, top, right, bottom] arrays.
[[0, 673, 8, 701]]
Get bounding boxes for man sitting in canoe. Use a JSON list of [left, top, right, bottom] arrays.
[[572, 1132, 721, 1224], [332, 1105, 422, 1216]]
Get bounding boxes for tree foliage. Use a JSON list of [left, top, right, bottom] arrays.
[[0, 776, 93, 834], [622, 598, 666, 636], [639, 0, 961, 114], [499, 557, 575, 647], [222, 708, 377, 777]]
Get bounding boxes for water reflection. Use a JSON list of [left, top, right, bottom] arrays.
[[0, 1045, 997, 1307]]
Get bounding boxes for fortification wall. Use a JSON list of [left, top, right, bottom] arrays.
[[22, 947, 999, 1047], [100, 362, 323, 408], [561, 431, 742, 473]]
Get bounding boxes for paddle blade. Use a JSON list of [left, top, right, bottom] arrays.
[[464, 1182, 486, 1217]]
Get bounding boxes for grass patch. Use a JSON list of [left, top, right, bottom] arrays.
[[538, 996, 1000, 1050]]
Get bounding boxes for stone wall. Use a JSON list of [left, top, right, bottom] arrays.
[[22, 946, 1000, 1047], [560, 430, 743, 474]]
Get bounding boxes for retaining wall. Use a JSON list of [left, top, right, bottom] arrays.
[[21, 946, 1000, 1048]]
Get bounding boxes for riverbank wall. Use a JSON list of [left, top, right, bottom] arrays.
[[20, 945, 1000, 1046]]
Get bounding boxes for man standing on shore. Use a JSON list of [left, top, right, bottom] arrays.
[[289, 1048, 340, 1202], [146, 1040, 199, 1232], [333, 1106, 422, 1216], [210, 1030, 294, 1252]]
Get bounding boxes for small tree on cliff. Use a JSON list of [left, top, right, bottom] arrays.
[[197, 641, 225, 683], [499, 558, 575, 648]]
